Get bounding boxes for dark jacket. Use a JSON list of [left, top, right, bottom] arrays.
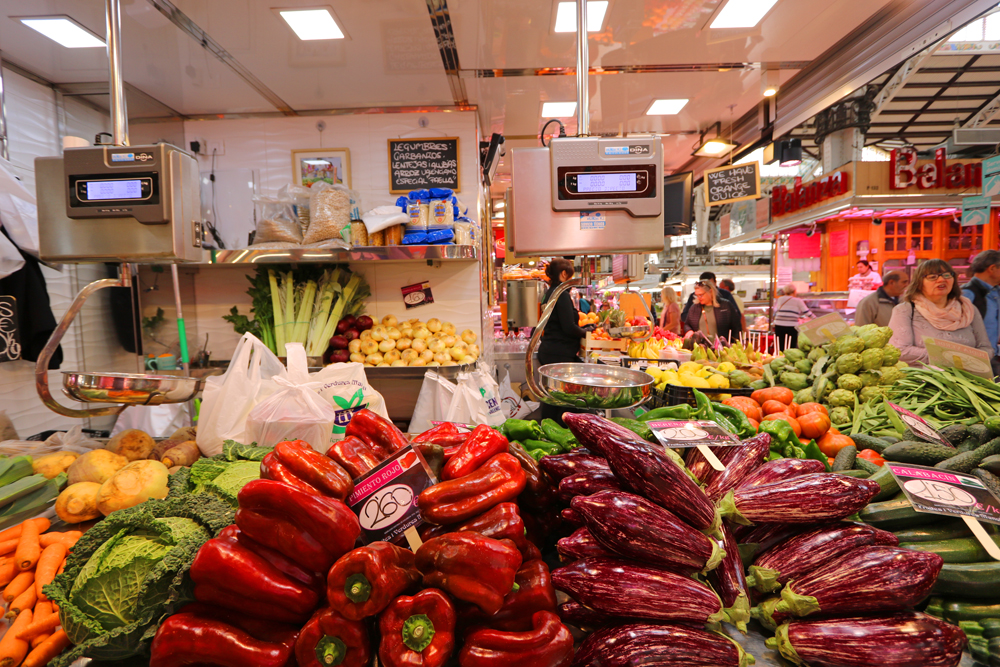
[[682, 298, 743, 342], [539, 283, 588, 358], [963, 278, 990, 317], [681, 288, 738, 323]]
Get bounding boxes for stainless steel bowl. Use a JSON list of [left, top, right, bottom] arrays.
[[606, 325, 650, 340], [538, 363, 653, 410], [62, 372, 205, 405]]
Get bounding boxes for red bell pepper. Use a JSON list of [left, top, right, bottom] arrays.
[[417, 503, 542, 561], [857, 449, 886, 467], [416, 532, 523, 615], [379, 589, 455, 667], [458, 611, 573, 667], [296, 607, 371, 667], [417, 453, 526, 525], [151, 610, 298, 667], [261, 452, 323, 495], [442, 425, 509, 480], [270, 440, 354, 500], [463, 559, 558, 633], [345, 409, 409, 459], [327, 541, 422, 620], [412, 423, 470, 448], [190, 535, 320, 624], [219, 525, 324, 590], [236, 479, 361, 574], [328, 436, 381, 479]]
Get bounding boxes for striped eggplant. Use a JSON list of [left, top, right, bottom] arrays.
[[718, 474, 880, 525], [768, 612, 965, 667], [775, 546, 943, 618], [737, 522, 814, 553], [572, 490, 724, 573], [557, 527, 615, 562], [707, 522, 751, 633], [551, 557, 725, 625], [560, 507, 584, 526], [563, 413, 652, 457], [557, 600, 616, 629], [686, 445, 736, 483], [736, 457, 826, 491], [703, 433, 772, 501], [748, 522, 901, 593], [572, 623, 754, 667], [556, 469, 622, 502], [539, 452, 609, 482]]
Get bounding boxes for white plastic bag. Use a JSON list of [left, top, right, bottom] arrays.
[[445, 369, 505, 427], [245, 344, 338, 452], [498, 372, 540, 420], [313, 362, 389, 441], [0, 425, 103, 458], [197, 332, 287, 456], [111, 404, 192, 438], [409, 371, 457, 434]]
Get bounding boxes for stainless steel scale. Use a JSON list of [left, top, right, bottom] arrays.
[[33, 0, 204, 418]]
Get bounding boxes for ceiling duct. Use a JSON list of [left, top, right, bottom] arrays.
[[952, 127, 1000, 146]]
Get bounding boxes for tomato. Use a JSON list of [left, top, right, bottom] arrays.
[[723, 396, 763, 422], [751, 387, 794, 405], [798, 412, 832, 440], [818, 431, 855, 457], [797, 403, 829, 417], [761, 400, 791, 417], [857, 449, 886, 467]]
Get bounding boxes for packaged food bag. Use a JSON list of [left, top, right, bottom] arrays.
[[252, 195, 301, 245], [313, 362, 390, 441]]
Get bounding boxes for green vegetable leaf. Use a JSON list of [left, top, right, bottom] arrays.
[[206, 460, 261, 506]]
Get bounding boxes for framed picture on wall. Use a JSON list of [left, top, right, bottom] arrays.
[[292, 148, 351, 188]]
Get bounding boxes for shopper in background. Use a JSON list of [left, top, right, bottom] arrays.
[[682, 281, 742, 343], [888, 259, 992, 365], [848, 260, 883, 291], [961, 250, 1000, 376], [659, 286, 681, 335], [681, 271, 738, 322], [578, 293, 591, 314], [772, 284, 814, 351], [718, 278, 747, 332], [855, 270, 909, 327], [539, 258, 589, 421]]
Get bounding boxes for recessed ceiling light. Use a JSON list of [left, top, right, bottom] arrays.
[[554, 1, 609, 33], [493, 211, 505, 219], [494, 201, 505, 209], [710, 0, 780, 29], [18, 17, 104, 48], [278, 8, 345, 40], [542, 101, 577, 117], [646, 99, 689, 115]]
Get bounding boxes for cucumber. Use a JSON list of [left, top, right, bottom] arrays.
[[977, 436, 1000, 459], [868, 464, 900, 501], [931, 562, 1000, 600], [957, 436, 980, 454], [882, 441, 957, 465], [832, 445, 857, 471], [893, 521, 972, 543], [940, 424, 969, 446], [969, 424, 992, 445], [973, 468, 1000, 499], [985, 416, 1000, 436], [833, 469, 870, 478], [935, 450, 982, 473], [854, 457, 881, 475], [900, 429, 925, 443], [982, 455, 1000, 475], [860, 497, 938, 530], [849, 433, 890, 453], [982, 619, 1000, 638], [880, 435, 901, 445], [900, 534, 1000, 563]]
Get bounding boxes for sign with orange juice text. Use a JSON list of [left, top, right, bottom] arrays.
[[704, 163, 760, 207], [348, 445, 436, 548], [796, 313, 851, 343], [923, 337, 993, 378]]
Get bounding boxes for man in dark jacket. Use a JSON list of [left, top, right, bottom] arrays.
[[961, 250, 1000, 376], [855, 270, 909, 327]]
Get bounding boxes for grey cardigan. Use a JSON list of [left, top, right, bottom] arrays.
[[887, 299, 993, 364]]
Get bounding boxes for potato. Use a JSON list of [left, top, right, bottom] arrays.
[[55, 482, 102, 523], [68, 449, 129, 485], [150, 426, 199, 461], [97, 460, 170, 516], [32, 451, 78, 479], [160, 441, 200, 468], [106, 429, 155, 461]]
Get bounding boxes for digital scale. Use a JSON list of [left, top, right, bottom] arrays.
[[550, 135, 662, 217]]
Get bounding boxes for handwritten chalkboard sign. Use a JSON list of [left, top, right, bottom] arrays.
[[0, 296, 21, 362], [704, 163, 760, 207], [388, 138, 460, 193]]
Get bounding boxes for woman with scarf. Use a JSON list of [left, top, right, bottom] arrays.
[[888, 259, 993, 365]]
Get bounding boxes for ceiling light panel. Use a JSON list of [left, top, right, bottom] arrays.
[[710, 0, 780, 29], [646, 99, 689, 115], [19, 17, 104, 48], [542, 101, 577, 117], [554, 1, 609, 33], [279, 8, 345, 40]]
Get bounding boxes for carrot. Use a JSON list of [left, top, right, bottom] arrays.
[[33, 544, 64, 602], [17, 613, 59, 641], [38, 532, 81, 549], [13, 521, 40, 572], [20, 629, 68, 667], [28, 634, 48, 650], [0, 540, 18, 557], [6, 584, 36, 620], [0, 608, 32, 667], [0, 561, 17, 588], [3, 571, 33, 603], [0, 519, 49, 545]]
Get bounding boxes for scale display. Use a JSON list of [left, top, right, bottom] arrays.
[[83, 179, 144, 201], [575, 172, 638, 193]]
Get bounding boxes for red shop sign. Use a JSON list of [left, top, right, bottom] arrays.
[[890, 147, 982, 190], [772, 171, 851, 217]]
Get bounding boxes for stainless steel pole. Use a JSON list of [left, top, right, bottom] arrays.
[[575, 0, 589, 136], [106, 0, 129, 146]]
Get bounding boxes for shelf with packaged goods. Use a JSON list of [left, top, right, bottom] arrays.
[[207, 245, 478, 264]]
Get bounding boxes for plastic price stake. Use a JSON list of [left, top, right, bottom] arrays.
[[797, 313, 850, 343], [886, 402, 953, 448], [922, 337, 993, 379], [647, 420, 740, 471], [887, 463, 1000, 561]]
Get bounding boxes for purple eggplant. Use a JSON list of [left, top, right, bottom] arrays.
[[557, 600, 616, 629], [718, 474, 880, 525], [752, 596, 787, 632], [736, 457, 826, 491], [768, 612, 965, 667], [748, 522, 900, 592], [775, 546, 943, 619], [572, 490, 723, 573], [551, 556, 725, 625], [557, 469, 622, 502], [563, 413, 652, 457], [686, 444, 738, 483], [560, 507, 584, 526], [557, 527, 615, 562], [738, 522, 814, 552], [707, 521, 751, 633], [539, 451, 608, 482], [572, 623, 754, 667], [703, 433, 772, 501]]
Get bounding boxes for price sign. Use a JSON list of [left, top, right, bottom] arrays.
[[647, 420, 741, 472], [401, 281, 434, 309], [797, 312, 850, 343], [923, 337, 993, 378], [886, 402, 953, 448], [348, 445, 436, 550]]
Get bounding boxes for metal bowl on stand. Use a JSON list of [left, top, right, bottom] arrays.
[[62, 372, 205, 406]]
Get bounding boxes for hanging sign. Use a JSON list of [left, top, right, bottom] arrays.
[[984, 155, 1000, 197], [797, 312, 850, 342], [388, 138, 460, 193], [923, 337, 993, 378], [961, 194, 991, 226], [886, 402, 953, 448], [348, 445, 436, 549], [704, 163, 761, 207], [0, 296, 20, 363]]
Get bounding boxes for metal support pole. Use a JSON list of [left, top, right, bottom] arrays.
[[0, 53, 8, 161], [170, 265, 190, 373], [106, 0, 129, 146], [575, 0, 589, 136]]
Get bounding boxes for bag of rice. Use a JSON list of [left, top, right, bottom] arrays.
[[253, 196, 301, 244]]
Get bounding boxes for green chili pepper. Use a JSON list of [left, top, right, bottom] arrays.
[[524, 439, 563, 455], [540, 419, 579, 450], [791, 445, 807, 459], [528, 448, 547, 462], [713, 403, 755, 439], [801, 440, 832, 471], [767, 450, 784, 461], [609, 418, 656, 442], [711, 412, 738, 435], [693, 389, 715, 421], [503, 419, 545, 442], [638, 404, 694, 422]]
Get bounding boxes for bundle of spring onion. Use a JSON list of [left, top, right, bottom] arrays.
[[223, 264, 370, 357]]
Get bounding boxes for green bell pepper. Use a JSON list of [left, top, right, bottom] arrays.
[[528, 448, 547, 462], [759, 419, 799, 453], [712, 403, 756, 439], [502, 419, 544, 442], [767, 450, 783, 462], [638, 404, 695, 422], [524, 439, 563, 456], [609, 418, 656, 442], [540, 419, 579, 450], [800, 439, 832, 471]]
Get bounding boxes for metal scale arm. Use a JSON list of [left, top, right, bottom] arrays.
[[524, 278, 580, 400]]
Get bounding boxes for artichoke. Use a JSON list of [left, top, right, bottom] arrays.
[[860, 326, 893, 350], [749, 379, 769, 390], [859, 370, 881, 387], [856, 324, 878, 337], [794, 359, 813, 374], [829, 406, 853, 424], [836, 336, 866, 356], [882, 345, 901, 366], [798, 333, 813, 353], [794, 388, 815, 404], [861, 348, 884, 370], [808, 348, 826, 363], [836, 353, 863, 375], [896, 361, 908, 369], [879, 367, 903, 386], [784, 348, 806, 363], [729, 370, 754, 388], [860, 385, 886, 402], [770, 357, 790, 373], [780, 371, 810, 390], [837, 374, 863, 392], [827, 389, 856, 408]]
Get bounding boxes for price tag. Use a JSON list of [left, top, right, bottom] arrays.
[[887, 463, 1000, 561], [347, 445, 436, 550], [797, 312, 850, 343], [647, 420, 741, 472], [922, 337, 993, 378], [401, 282, 434, 309], [886, 402, 953, 448]]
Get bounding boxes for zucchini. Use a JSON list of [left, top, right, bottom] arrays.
[[982, 454, 1000, 476], [868, 464, 900, 501], [893, 521, 972, 543], [935, 450, 982, 473], [982, 618, 1000, 639], [860, 496, 938, 530], [900, 534, 1000, 563], [985, 415, 1000, 436], [882, 441, 957, 465], [931, 562, 1000, 600], [957, 436, 980, 454], [832, 445, 857, 471], [977, 436, 1000, 459], [973, 468, 1000, 499], [854, 457, 881, 475], [879, 436, 900, 445], [833, 469, 870, 478], [969, 424, 991, 445], [940, 424, 969, 446], [849, 433, 890, 453]]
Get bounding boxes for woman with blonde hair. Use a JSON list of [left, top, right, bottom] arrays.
[[682, 281, 742, 342], [660, 286, 681, 334]]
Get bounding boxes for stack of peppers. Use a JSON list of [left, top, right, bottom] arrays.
[[758, 419, 831, 470], [497, 418, 580, 460]]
